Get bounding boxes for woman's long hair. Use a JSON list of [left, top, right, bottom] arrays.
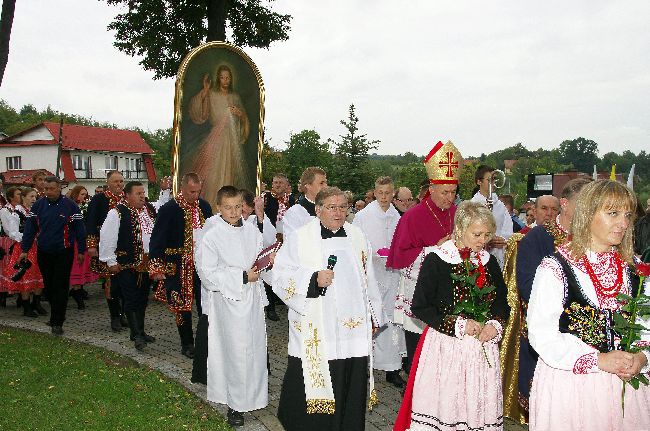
[[568, 180, 637, 264]]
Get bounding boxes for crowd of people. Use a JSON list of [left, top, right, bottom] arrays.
[[1, 141, 650, 430]]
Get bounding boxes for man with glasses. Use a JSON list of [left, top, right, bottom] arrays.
[[273, 186, 385, 431], [393, 187, 415, 216]]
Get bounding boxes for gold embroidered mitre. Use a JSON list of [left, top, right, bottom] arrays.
[[424, 140, 463, 184]]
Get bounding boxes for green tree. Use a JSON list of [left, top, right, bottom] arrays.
[[103, 0, 292, 79], [330, 104, 379, 194], [283, 129, 332, 188], [260, 139, 289, 188], [394, 162, 427, 200], [558, 137, 599, 173]]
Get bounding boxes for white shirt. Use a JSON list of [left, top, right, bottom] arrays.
[[99, 207, 154, 267], [0, 204, 22, 242]]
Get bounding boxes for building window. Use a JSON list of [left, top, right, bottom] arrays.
[[73, 155, 83, 170], [105, 155, 118, 170], [136, 158, 143, 172], [6, 156, 21, 170]]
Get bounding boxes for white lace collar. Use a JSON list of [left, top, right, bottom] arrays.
[[431, 239, 491, 265]]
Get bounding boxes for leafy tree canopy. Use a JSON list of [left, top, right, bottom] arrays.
[[103, 0, 292, 79]]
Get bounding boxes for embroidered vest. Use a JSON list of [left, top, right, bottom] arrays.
[[553, 252, 637, 353]]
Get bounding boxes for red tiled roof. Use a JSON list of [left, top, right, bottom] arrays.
[[1, 169, 54, 185], [0, 122, 153, 154]]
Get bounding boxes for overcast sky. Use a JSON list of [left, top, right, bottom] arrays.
[[2, 1, 649, 158]]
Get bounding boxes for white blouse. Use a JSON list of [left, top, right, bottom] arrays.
[[528, 245, 650, 374]]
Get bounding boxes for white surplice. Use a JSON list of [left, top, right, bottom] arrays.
[[353, 200, 406, 371], [195, 215, 268, 412], [471, 192, 513, 268], [272, 218, 387, 406], [277, 203, 313, 239]]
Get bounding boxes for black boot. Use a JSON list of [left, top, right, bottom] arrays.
[[107, 298, 122, 332], [178, 320, 195, 359], [0, 292, 7, 308], [23, 299, 38, 318], [130, 310, 155, 343], [125, 311, 146, 351], [32, 294, 48, 315], [118, 298, 129, 328], [138, 310, 155, 343], [386, 370, 406, 389], [71, 289, 85, 310]]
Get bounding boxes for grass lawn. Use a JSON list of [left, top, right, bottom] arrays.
[[0, 326, 231, 431]]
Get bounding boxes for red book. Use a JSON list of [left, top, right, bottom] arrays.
[[254, 241, 282, 273]]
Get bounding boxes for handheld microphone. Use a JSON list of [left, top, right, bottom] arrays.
[[322, 255, 337, 296]]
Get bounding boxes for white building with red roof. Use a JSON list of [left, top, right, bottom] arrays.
[[0, 122, 157, 192]]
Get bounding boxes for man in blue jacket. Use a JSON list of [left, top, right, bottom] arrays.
[[20, 176, 86, 335]]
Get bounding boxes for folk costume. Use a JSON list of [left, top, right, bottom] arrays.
[[0, 205, 44, 309], [0, 203, 11, 303], [277, 195, 316, 239], [272, 218, 386, 431], [515, 215, 568, 413], [86, 190, 127, 329], [387, 140, 462, 372], [195, 215, 267, 413], [21, 194, 86, 332], [69, 198, 97, 309], [149, 194, 213, 357], [99, 202, 156, 350], [470, 191, 513, 269], [498, 231, 528, 423], [528, 245, 650, 430], [394, 241, 509, 431], [353, 199, 406, 375]]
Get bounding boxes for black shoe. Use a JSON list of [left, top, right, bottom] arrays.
[[71, 290, 85, 310], [32, 295, 48, 315], [227, 408, 244, 427], [181, 345, 195, 359], [265, 306, 280, 322], [111, 317, 123, 332], [386, 370, 406, 389], [81, 287, 89, 299], [51, 325, 64, 336], [23, 301, 39, 318], [130, 333, 156, 343]]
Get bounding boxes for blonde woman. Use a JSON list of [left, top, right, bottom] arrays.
[[394, 200, 509, 431], [528, 180, 650, 429]]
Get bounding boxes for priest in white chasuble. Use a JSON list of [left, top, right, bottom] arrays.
[[195, 186, 267, 428], [352, 176, 406, 389], [273, 186, 387, 431]]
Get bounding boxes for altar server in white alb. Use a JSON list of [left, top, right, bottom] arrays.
[[277, 167, 327, 239], [195, 186, 267, 428], [352, 175, 406, 388], [273, 186, 387, 431]]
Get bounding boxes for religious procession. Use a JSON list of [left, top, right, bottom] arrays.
[[0, 135, 649, 431]]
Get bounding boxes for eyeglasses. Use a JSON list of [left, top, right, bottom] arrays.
[[323, 205, 348, 212], [395, 198, 414, 203]]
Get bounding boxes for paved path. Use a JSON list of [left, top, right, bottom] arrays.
[[0, 285, 527, 431]]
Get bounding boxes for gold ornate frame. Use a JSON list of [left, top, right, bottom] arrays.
[[170, 41, 265, 196]]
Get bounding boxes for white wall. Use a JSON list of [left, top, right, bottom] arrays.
[[0, 145, 59, 173]]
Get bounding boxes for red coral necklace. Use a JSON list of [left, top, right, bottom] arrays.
[[581, 252, 623, 304]]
